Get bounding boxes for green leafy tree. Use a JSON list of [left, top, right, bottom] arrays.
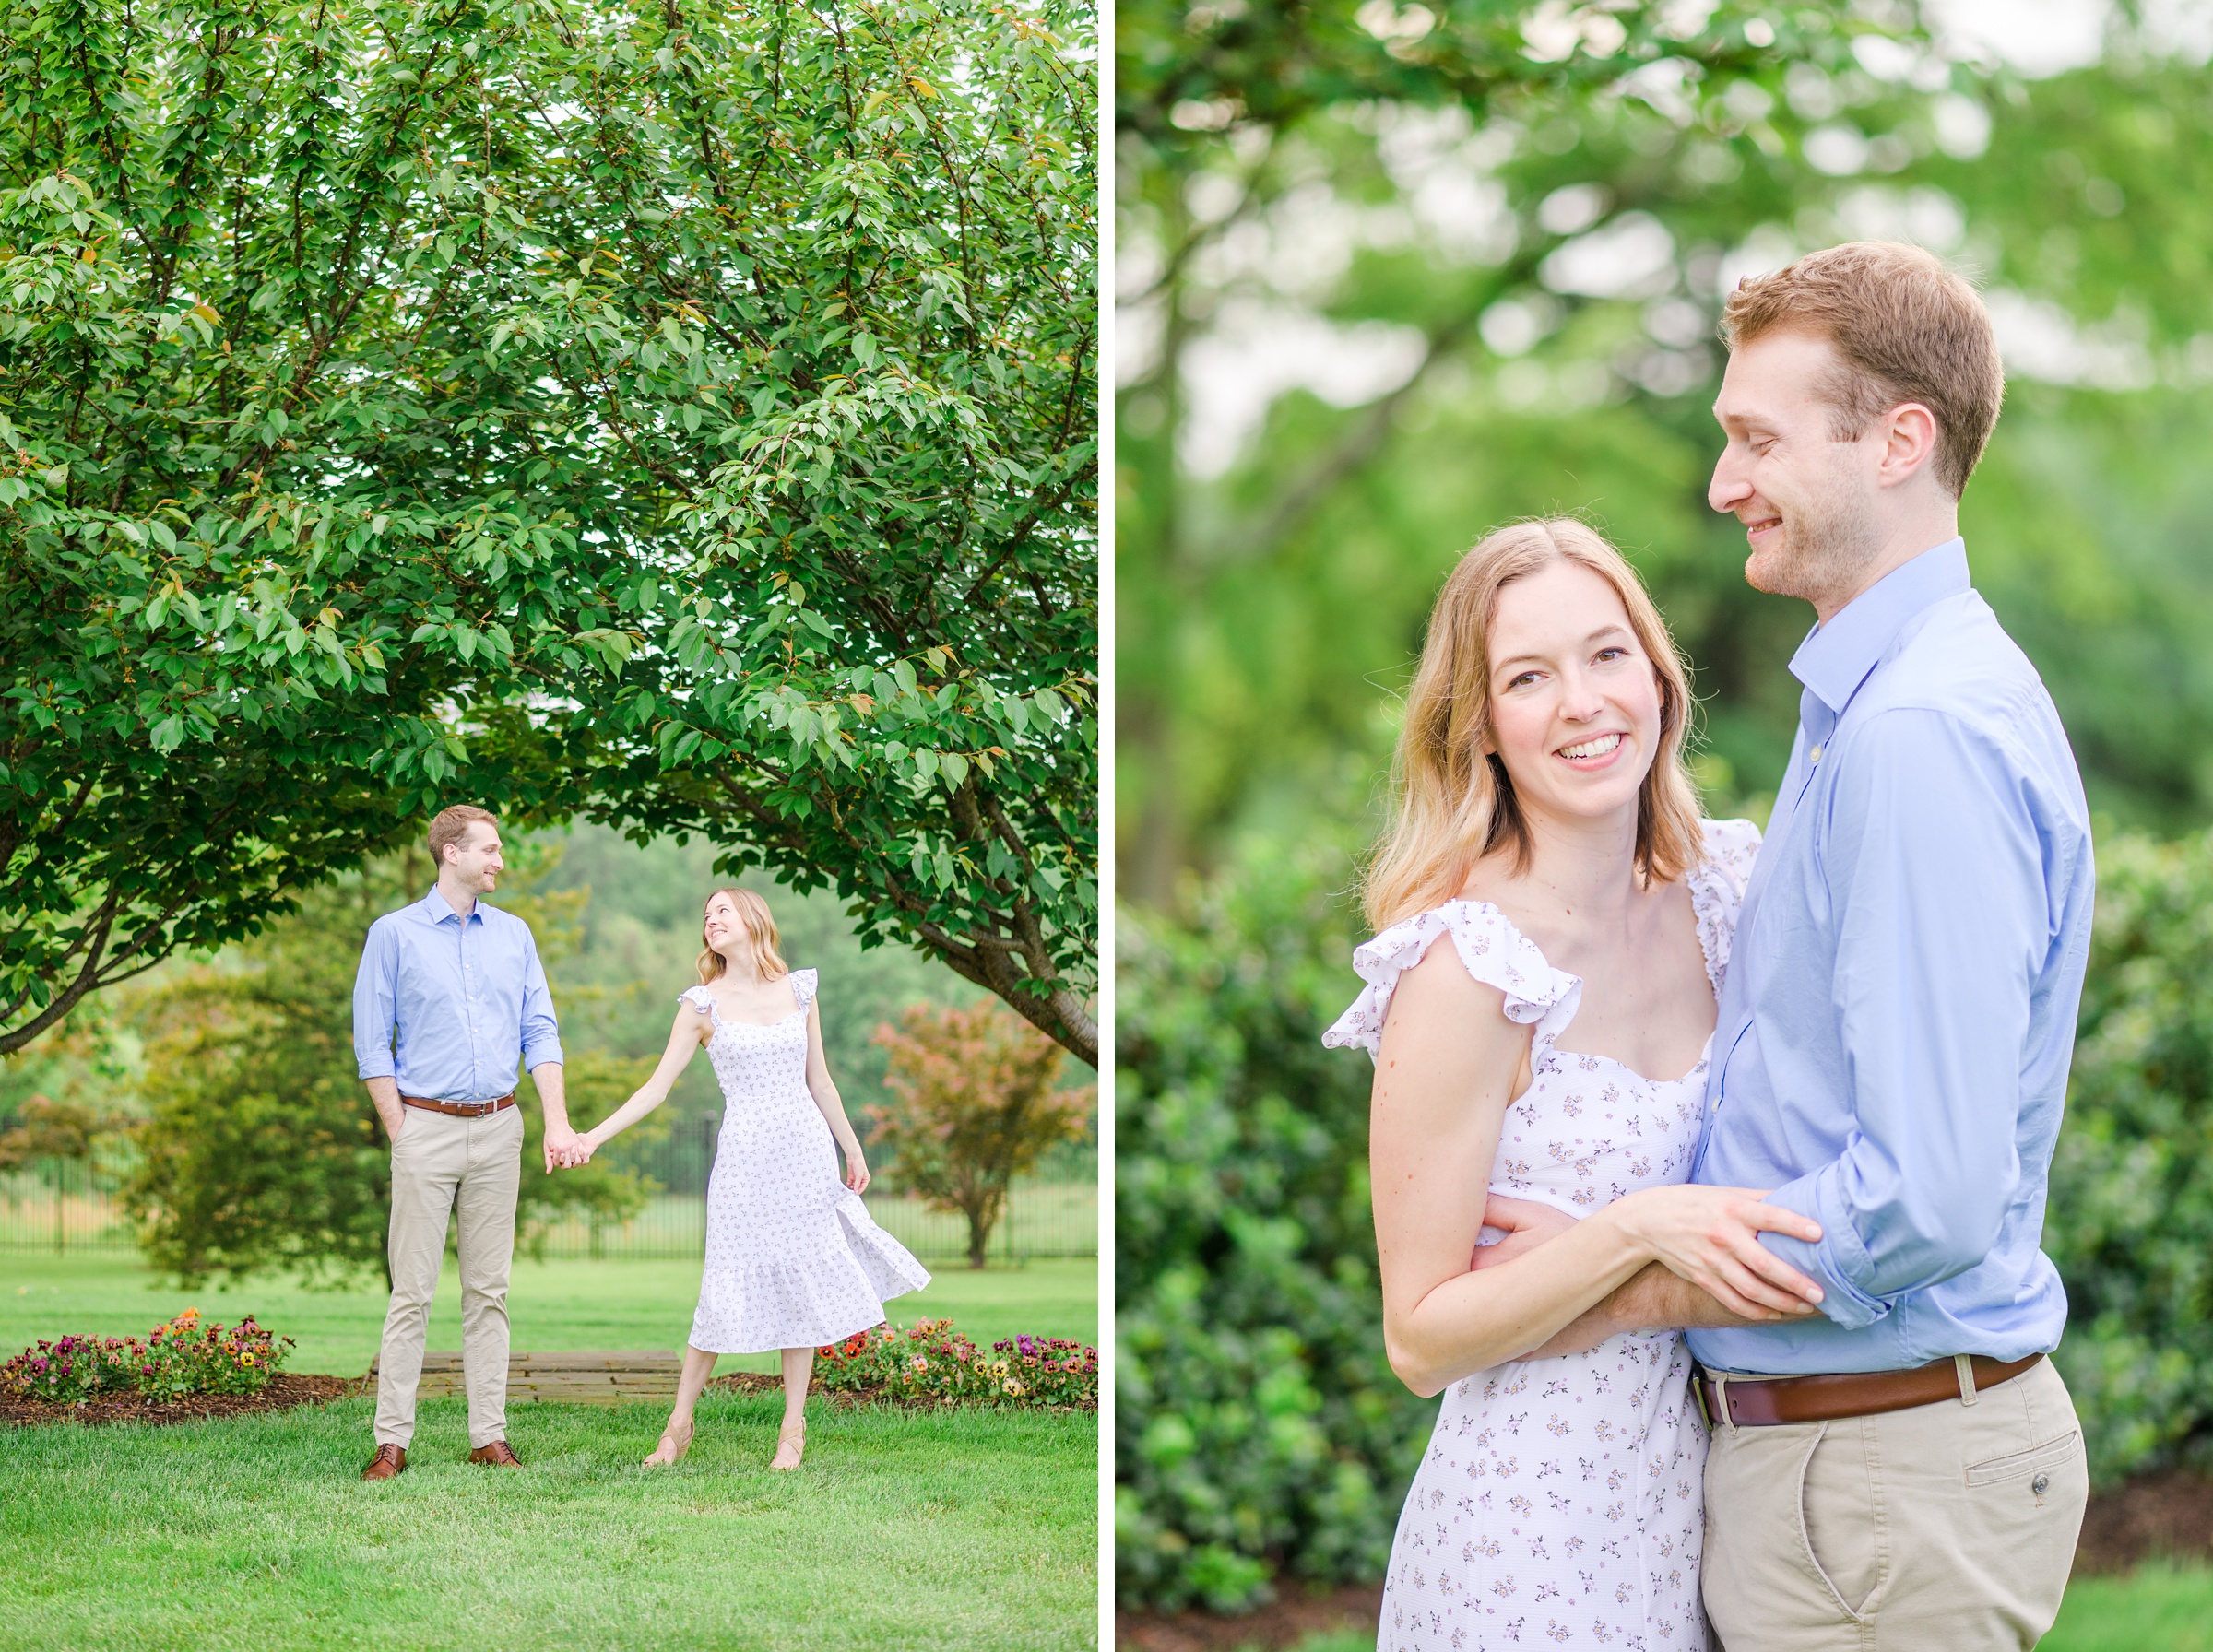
[[0, 0, 1097, 1063], [869, 997, 1091, 1266], [124, 853, 650, 1286]]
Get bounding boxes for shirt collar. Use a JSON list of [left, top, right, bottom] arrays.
[[1789, 538, 1970, 716], [420, 887, 481, 926]]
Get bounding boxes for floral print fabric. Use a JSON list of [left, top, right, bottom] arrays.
[[1323, 820, 1760, 1650], [683, 969, 931, 1353]]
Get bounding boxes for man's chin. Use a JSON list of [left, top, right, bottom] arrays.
[[1744, 540, 1811, 601]]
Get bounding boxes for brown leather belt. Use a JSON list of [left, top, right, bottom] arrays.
[[400, 1093, 515, 1118], [1694, 1351, 2044, 1428]]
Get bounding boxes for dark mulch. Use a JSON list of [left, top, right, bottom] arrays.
[[1115, 1474, 2213, 1650], [2076, 1469, 2213, 1575], [707, 1371, 1096, 1412], [1117, 1586, 1382, 1652], [2, 1372, 363, 1429]]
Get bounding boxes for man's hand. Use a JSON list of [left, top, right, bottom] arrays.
[[365, 1077, 405, 1143], [1472, 1192, 1576, 1269], [531, 1060, 579, 1171], [543, 1125, 587, 1172]]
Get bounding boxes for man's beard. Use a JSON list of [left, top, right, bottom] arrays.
[[1742, 475, 1882, 611]]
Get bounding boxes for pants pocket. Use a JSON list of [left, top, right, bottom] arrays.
[[1964, 1430, 2080, 1489], [1800, 1420, 1886, 1619]]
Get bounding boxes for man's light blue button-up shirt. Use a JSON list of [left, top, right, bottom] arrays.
[[352, 889, 563, 1103], [1688, 540, 2095, 1375]]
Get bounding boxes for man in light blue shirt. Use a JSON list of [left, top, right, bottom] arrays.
[[353, 804, 583, 1480], [1521, 245, 2096, 1647], [1689, 247, 2096, 1646]]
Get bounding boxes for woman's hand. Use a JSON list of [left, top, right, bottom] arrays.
[[845, 1150, 870, 1194], [1606, 1184, 1825, 1319]]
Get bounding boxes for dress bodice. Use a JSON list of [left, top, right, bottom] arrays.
[[680, 969, 819, 1107], [1323, 820, 1761, 1217]]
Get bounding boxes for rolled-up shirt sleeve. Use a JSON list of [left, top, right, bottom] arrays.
[[519, 928, 564, 1071], [354, 920, 400, 1081], [1757, 708, 2044, 1330]]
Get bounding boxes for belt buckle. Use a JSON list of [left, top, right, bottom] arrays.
[[1690, 1369, 1712, 1431]]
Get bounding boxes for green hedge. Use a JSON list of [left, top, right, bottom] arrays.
[[1115, 841, 1434, 1612], [1118, 827, 2213, 1610], [2047, 829, 2213, 1485]]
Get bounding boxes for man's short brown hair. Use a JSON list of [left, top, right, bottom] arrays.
[[1721, 242, 2004, 498], [427, 804, 498, 866]]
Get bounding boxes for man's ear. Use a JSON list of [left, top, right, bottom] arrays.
[[1876, 401, 1940, 487]]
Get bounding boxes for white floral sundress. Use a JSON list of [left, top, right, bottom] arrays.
[[1324, 820, 1761, 1652], [683, 970, 930, 1353]]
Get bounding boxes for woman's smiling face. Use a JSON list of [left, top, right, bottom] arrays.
[[703, 891, 742, 957], [1483, 558, 1664, 832]]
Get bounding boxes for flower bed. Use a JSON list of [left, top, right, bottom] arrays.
[[1, 1309, 293, 1407], [814, 1318, 1096, 1409]]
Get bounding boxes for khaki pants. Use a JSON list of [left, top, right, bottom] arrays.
[[373, 1105, 523, 1451], [1702, 1355, 2088, 1651]]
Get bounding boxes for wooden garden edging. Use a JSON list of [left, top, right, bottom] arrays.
[[366, 1351, 682, 1406]]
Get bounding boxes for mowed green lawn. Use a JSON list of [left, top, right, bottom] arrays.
[[0, 1253, 1097, 1375], [1, 1388, 1095, 1651], [0, 1252, 1099, 1651]]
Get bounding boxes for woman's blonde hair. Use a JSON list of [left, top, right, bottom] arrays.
[[696, 888, 791, 985], [1363, 517, 1703, 930]]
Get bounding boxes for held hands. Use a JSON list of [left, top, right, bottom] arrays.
[[543, 1126, 596, 1172]]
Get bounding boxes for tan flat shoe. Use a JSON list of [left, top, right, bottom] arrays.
[[645, 1419, 694, 1467], [769, 1420, 805, 1471]]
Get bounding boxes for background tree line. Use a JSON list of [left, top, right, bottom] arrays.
[[2, 823, 1095, 1280], [1115, 0, 2213, 1614]]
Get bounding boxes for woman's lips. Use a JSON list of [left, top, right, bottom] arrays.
[[1555, 731, 1627, 769]]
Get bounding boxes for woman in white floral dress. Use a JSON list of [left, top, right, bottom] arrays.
[[577, 888, 929, 1469], [1323, 520, 1828, 1651]]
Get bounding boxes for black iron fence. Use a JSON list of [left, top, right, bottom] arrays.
[[0, 1117, 1096, 1265]]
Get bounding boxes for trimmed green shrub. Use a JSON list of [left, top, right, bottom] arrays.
[[2047, 828, 2213, 1485], [1115, 841, 1436, 1612]]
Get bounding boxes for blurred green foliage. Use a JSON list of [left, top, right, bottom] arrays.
[[1117, 1, 2213, 898], [2047, 828, 2213, 1487], [1117, 836, 1426, 1611]]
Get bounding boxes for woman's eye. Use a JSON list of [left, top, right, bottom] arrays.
[[1508, 671, 1540, 690], [1594, 647, 1628, 664]]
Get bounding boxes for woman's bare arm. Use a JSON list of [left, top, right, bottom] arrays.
[[1373, 940, 1668, 1396], [1375, 940, 1826, 1397], [800, 999, 870, 1191]]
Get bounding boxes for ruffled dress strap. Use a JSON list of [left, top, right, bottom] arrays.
[[1685, 817, 1763, 994], [788, 967, 820, 1011], [1322, 901, 1581, 1063], [679, 984, 717, 1016]]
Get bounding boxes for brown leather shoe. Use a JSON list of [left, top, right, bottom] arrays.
[[467, 1440, 523, 1467], [361, 1444, 408, 1481]]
